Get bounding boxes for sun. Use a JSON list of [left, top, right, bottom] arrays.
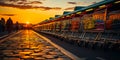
[[26, 22, 30, 24]]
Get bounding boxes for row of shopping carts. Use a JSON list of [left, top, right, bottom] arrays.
[[38, 30, 120, 51]]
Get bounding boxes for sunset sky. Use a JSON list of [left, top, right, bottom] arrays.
[[0, 0, 103, 24]]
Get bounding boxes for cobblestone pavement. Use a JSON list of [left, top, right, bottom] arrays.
[[0, 30, 72, 60]]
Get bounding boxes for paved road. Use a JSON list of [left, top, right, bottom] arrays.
[[0, 30, 72, 60], [38, 32, 120, 60]]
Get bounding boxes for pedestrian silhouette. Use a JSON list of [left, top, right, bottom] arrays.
[[6, 17, 13, 33]]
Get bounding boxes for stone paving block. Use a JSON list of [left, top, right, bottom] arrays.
[[0, 30, 72, 60], [45, 48, 53, 51], [57, 57, 72, 60], [34, 52, 46, 56], [45, 59, 57, 60], [31, 53, 43, 57], [22, 58, 34, 60], [20, 55, 33, 59], [43, 55, 56, 59], [34, 49, 41, 53], [56, 52, 64, 56], [49, 51, 58, 55], [54, 49, 60, 51], [3, 58, 20, 60], [46, 46, 55, 49], [23, 49, 34, 52], [59, 55, 69, 58], [13, 50, 22, 53], [3, 50, 13, 53], [5, 54, 19, 58], [3, 52, 13, 55], [44, 43, 51, 46], [30, 47, 39, 50], [34, 57, 45, 60], [19, 51, 32, 56]]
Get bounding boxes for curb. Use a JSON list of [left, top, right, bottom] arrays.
[[0, 30, 22, 43], [33, 31, 84, 60], [0, 31, 16, 39]]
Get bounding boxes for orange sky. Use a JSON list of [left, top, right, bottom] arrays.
[[0, 0, 102, 24], [0, 6, 63, 24]]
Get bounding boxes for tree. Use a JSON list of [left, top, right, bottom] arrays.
[[0, 20, 2, 32], [6, 17, 13, 33], [1, 18, 5, 32]]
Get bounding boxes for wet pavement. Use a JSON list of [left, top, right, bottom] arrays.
[[0, 30, 72, 60]]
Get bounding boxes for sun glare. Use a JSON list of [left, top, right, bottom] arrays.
[[26, 22, 30, 24]]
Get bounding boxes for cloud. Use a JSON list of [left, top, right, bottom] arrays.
[[17, 1, 25, 4], [30, 1, 42, 4], [64, 7, 75, 10], [51, 7, 61, 10], [0, 0, 62, 10], [9, 0, 26, 2], [0, 0, 42, 5], [67, 1, 92, 6], [0, 2, 61, 10], [36, 6, 62, 10], [68, 2, 77, 4], [0, 14, 16, 16], [16, 1, 43, 5]]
